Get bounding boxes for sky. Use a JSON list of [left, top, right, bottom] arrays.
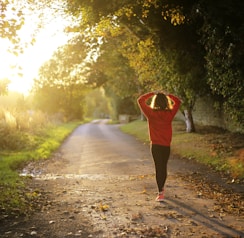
[[0, 3, 71, 95]]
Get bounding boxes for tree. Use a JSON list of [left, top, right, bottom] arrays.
[[85, 37, 140, 120], [65, 0, 209, 131], [33, 35, 90, 119], [196, 0, 244, 125], [65, 0, 244, 131]]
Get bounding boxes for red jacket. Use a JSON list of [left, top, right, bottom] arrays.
[[137, 92, 181, 146]]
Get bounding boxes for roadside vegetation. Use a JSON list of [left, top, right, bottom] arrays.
[[120, 119, 244, 181], [0, 107, 82, 216]]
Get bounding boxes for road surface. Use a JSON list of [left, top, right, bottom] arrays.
[[1, 119, 243, 237]]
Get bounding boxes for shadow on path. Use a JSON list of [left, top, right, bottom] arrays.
[[165, 197, 244, 237]]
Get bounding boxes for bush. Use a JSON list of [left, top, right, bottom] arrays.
[[0, 108, 49, 151]]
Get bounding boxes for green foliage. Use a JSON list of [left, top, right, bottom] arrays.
[[64, 0, 244, 129], [198, 0, 244, 124], [65, 0, 207, 130], [0, 120, 82, 214], [0, 106, 49, 151], [120, 119, 149, 143], [84, 88, 111, 118], [84, 38, 140, 118], [33, 35, 91, 119], [0, 128, 35, 151]]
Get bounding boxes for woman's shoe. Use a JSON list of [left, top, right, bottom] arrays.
[[155, 191, 164, 202]]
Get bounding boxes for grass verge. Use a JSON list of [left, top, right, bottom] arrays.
[[120, 119, 244, 180], [0, 121, 82, 216]]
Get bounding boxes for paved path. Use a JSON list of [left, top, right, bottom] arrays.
[[1, 120, 243, 237]]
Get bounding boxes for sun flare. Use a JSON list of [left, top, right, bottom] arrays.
[[0, 8, 70, 95]]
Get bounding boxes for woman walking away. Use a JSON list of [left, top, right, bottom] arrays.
[[137, 91, 181, 202]]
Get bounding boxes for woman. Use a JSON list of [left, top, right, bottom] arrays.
[[137, 91, 181, 201]]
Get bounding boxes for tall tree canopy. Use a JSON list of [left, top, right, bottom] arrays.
[[31, 0, 243, 130], [63, 0, 244, 130], [64, 0, 204, 130], [197, 0, 244, 124]]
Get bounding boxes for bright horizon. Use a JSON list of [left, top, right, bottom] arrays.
[[0, 6, 71, 95]]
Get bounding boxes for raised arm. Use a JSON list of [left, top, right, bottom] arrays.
[[137, 92, 154, 117], [168, 94, 182, 116]]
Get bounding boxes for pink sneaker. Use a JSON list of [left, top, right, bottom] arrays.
[[155, 191, 164, 202]]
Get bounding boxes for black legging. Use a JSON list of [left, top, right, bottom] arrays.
[[151, 144, 170, 193]]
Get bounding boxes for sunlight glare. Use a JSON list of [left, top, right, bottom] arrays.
[[0, 7, 71, 95]]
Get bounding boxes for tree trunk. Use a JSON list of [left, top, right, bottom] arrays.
[[140, 113, 146, 121], [183, 109, 196, 133]]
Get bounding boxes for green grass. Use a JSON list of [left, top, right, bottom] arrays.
[[120, 119, 149, 143], [121, 119, 244, 180], [0, 121, 82, 215]]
